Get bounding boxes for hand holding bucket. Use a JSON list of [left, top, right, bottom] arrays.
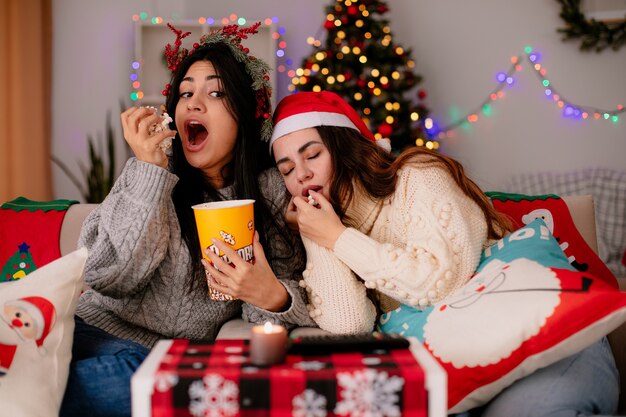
[[192, 199, 255, 301]]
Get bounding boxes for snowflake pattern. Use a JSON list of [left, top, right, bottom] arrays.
[[188, 374, 239, 417], [154, 371, 179, 392], [293, 360, 327, 371], [226, 355, 247, 364], [362, 357, 382, 366], [293, 389, 328, 417], [334, 369, 404, 417], [224, 346, 243, 354]]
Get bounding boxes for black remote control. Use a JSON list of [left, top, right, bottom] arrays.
[[288, 332, 410, 355]]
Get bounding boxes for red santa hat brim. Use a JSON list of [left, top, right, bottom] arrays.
[[270, 91, 390, 154]]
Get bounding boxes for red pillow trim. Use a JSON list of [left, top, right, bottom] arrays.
[[487, 191, 617, 288]]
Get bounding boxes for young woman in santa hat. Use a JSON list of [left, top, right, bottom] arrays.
[[269, 91, 619, 417], [61, 24, 314, 417], [270, 90, 514, 334]]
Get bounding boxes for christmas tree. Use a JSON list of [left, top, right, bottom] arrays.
[[1, 242, 37, 282], [290, 0, 436, 153]]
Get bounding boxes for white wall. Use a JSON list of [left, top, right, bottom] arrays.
[[388, 0, 626, 189], [52, 0, 326, 200], [52, 0, 626, 200]]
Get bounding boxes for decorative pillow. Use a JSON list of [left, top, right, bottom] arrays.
[[0, 248, 87, 417], [0, 197, 78, 282], [486, 191, 617, 288], [378, 219, 626, 413]]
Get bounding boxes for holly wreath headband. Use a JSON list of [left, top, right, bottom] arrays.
[[163, 22, 274, 141]]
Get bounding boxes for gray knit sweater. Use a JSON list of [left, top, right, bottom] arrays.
[[75, 158, 315, 348]]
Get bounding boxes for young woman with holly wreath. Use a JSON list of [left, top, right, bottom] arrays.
[[60, 23, 315, 417]]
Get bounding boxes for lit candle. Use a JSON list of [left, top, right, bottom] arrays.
[[249, 321, 288, 366]]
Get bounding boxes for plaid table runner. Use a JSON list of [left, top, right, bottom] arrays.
[[135, 339, 431, 417]]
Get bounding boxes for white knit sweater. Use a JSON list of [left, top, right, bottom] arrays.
[[300, 163, 489, 334]]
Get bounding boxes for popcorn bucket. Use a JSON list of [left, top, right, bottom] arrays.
[[192, 199, 255, 301]]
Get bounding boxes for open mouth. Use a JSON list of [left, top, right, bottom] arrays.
[[301, 185, 322, 197], [185, 120, 208, 147]]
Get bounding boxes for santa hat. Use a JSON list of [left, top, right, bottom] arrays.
[[269, 91, 391, 153], [6, 296, 56, 347]]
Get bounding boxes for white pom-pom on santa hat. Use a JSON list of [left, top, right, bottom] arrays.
[[6, 296, 56, 348], [269, 91, 390, 154]]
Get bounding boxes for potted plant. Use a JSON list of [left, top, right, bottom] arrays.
[[53, 106, 126, 203]]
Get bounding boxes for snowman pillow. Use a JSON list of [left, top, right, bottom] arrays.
[[0, 248, 87, 417], [486, 192, 617, 287], [378, 219, 626, 413]]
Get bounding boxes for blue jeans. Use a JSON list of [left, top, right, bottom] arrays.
[[60, 317, 150, 417], [454, 337, 619, 417]]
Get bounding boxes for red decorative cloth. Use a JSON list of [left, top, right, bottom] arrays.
[[0, 197, 78, 282], [144, 339, 428, 417]]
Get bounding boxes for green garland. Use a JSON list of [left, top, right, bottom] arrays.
[[557, 0, 626, 52]]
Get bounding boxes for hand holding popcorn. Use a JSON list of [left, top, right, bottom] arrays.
[[307, 192, 320, 207], [121, 106, 176, 169], [292, 191, 346, 250], [146, 105, 175, 153]]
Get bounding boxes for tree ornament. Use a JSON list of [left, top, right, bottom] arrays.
[[378, 123, 393, 138]]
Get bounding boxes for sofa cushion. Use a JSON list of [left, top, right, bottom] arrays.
[[501, 168, 626, 278], [487, 192, 617, 288], [378, 219, 626, 413], [0, 198, 78, 281], [0, 248, 87, 417], [59, 204, 98, 256]]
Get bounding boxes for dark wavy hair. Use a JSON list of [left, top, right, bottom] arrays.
[[164, 42, 277, 285], [316, 126, 514, 240]]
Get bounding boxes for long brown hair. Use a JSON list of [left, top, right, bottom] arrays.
[[165, 43, 289, 289], [316, 126, 513, 240]]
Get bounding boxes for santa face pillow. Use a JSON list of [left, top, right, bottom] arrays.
[[378, 219, 626, 413], [0, 248, 87, 417], [1, 296, 57, 373]]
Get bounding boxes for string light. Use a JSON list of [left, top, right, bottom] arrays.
[[129, 13, 290, 102], [432, 46, 624, 139]]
